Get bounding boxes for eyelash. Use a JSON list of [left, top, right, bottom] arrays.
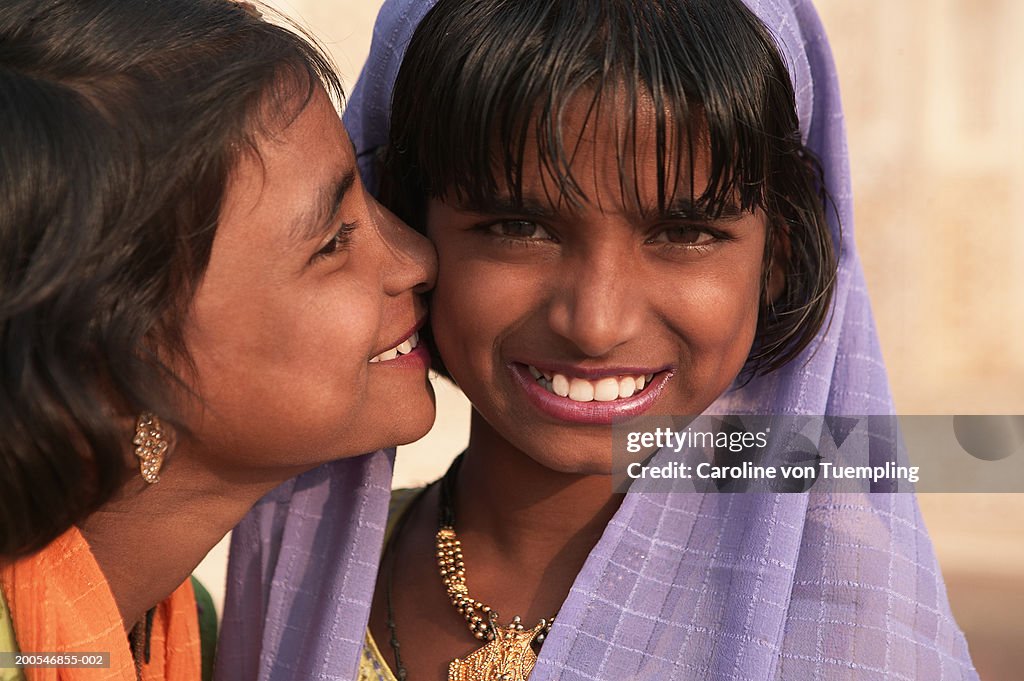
[[479, 220, 556, 247], [477, 219, 733, 253], [645, 224, 735, 253], [311, 222, 357, 263]]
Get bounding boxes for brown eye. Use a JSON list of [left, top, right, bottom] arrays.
[[487, 220, 553, 240], [653, 226, 713, 245]]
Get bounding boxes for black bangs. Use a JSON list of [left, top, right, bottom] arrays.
[[384, 0, 800, 224]]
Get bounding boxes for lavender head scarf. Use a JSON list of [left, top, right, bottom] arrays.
[[216, 1, 977, 679]]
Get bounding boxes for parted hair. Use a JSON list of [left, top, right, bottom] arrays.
[[0, 0, 343, 558], [381, 0, 836, 381]]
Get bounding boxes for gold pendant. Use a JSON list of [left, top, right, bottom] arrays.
[[448, 622, 545, 681]]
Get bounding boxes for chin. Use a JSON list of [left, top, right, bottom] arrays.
[[517, 433, 615, 476], [546, 459, 614, 476], [385, 387, 438, 447]]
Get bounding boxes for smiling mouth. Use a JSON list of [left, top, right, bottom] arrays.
[[526, 365, 656, 402], [369, 331, 420, 363]]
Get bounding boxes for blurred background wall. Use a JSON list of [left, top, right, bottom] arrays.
[[812, 4, 1024, 678], [196, 2, 1024, 678]]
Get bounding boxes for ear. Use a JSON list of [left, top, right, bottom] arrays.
[[765, 219, 790, 304]]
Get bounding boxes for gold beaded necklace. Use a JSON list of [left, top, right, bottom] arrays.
[[386, 455, 556, 681]]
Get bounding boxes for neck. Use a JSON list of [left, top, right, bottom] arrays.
[[78, 442, 305, 630], [449, 411, 622, 616]]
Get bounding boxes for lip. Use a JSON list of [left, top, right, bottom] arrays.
[[509, 362, 673, 425], [368, 316, 430, 370], [369, 341, 430, 370], [371, 317, 427, 360], [519, 361, 667, 381]]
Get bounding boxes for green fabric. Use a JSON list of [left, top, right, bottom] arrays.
[[190, 576, 217, 681], [0, 589, 27, 681]]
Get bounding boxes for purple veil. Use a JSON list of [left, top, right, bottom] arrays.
[[215, 1, 977, 679]]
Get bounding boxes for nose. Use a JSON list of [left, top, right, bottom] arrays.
[[372, 197, 437, 296], [547, 245, 644, 357]]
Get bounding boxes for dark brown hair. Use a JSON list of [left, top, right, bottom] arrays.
[[0, 0, 343, 558]]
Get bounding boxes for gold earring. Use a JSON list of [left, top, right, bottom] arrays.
[[133, 413, 168, 484]]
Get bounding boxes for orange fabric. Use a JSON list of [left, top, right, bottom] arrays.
[[0, 526, 200, 681]]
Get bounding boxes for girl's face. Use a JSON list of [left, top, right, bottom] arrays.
[[427, 97, 780, 474], [180, 87, 437, 471]]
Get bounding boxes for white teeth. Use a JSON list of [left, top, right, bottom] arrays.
[[594, 377, 619, 402], [568, 378, 595, 402], [528, 365, 657, 402], [370, 331, 419, 363], [618, 377, 636, 398]]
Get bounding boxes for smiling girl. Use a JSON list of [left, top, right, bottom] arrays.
[[0, 1, 434, 678], [221, 1, 977, 679]]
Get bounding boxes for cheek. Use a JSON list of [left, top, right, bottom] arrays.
[[182, 281, 381, 453], [257, 290, 382, 412], [430, 260, 497, 370], [430, 256, 540, 378], [192, 281, 377, 375], [660, 263, 763, 368]]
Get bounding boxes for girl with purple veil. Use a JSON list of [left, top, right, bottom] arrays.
[[216, 1, 977, 679]]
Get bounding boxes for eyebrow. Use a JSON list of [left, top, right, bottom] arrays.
[[291, 169, 356, 242], [662, 195, 743, 220], [454, 195, 560, 218], [455, 193, 744, 221]]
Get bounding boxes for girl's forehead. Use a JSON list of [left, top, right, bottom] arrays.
[[492, 89, 712, 214]]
